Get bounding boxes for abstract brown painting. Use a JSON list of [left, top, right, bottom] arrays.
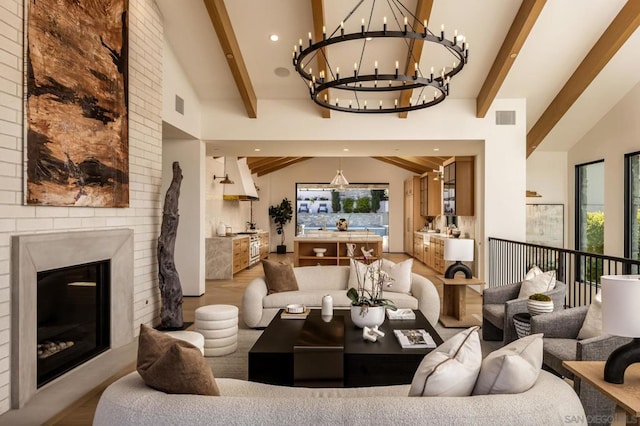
[[26, 0, 129, 207]]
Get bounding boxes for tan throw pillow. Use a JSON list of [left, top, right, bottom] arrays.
[[518, 270, 556, 299], [137, 324, 219, 395], [577, 291, 603, 340], [262, 260, 299, 294], [472, 333, 543, 395], [381, 258, 413, 294], [409, 326, 482, 397]]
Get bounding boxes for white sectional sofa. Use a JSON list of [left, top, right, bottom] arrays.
[[94, 370, 586, 425], [242, 264, 441, 328]]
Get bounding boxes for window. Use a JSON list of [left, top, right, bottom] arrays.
[[625, 151, 640, 262], [575, 160, 604, 282]]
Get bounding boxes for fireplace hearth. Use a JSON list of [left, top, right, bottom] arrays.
[[37, 260, 111, 387], [11, 229, 134, 408]]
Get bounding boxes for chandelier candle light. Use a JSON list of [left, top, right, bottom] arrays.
[[293, 0, 468, 113]]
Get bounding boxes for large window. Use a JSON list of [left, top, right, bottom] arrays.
[[575, 160, 604, 282], [625, 151, 640, 261]]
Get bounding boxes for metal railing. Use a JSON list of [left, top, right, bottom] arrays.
[[488, 238, 640, 307]]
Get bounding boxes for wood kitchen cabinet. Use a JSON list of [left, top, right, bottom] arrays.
[[404, 176, 423, 256], [413, 232, 424, 263], [442, 156, 474, 216], [259, 231, 269, 259], [233, 237, 250, 274], [430, 236, 445, 274], [293, 237, 383, 267], [420, 172, 442, 217]]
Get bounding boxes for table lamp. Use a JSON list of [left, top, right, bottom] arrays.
[[443, 239, 474, 279], [601, 274, 640, 384]]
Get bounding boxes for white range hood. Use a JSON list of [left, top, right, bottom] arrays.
[[223, 157, 259, 201]]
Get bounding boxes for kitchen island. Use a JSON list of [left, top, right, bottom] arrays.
[[293, 231, 383, 267]]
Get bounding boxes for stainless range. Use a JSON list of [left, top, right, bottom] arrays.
[[249, 234, 261, 265]]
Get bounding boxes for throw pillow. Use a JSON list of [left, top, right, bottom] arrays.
[[409, 326, 482, 397], [137, 324, 219, 395], [262, 260, 299, 294], [518, 270, 556, 299], [524, 265, 543, 280], [381, 258, 413, 294], [577, 291, 603, 340], [472, 333, 543, 395]]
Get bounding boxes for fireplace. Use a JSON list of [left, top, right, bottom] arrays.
[[37, 260, 111, 387], [12, 229, 134, 408]]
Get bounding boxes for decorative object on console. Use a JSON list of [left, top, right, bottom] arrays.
[[157, 161, 184, 330], [313, 247, 327, 257], [292, 0, 468, 114], [443, 238, 474, 279], [363, 325, 385, 342], [347, 247, 397, 328], [268, 198, 293, 254], [527, 293, 553, 316], [601, 275, 640, 384], [322, 294, 333, 322], [336, 218, 349, 231]]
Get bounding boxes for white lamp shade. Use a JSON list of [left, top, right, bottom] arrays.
[[601, 275, 640, 337], [443, 238, 474, 262]]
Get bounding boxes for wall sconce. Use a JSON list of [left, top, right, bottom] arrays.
[[213, 174, 234, 184]]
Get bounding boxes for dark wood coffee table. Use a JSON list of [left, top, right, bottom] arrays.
[[248, 309, 443, 387]]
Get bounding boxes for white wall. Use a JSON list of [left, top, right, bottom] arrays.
[[162, 140, 205, 296], [0, 0, 164, 413], [205, 157, 252, 236], [526, 151, 568, 247], [568, 80, 640, 257]]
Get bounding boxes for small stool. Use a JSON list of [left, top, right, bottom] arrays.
[[195, 305, 239, 356], [165, 330, 205, 355]]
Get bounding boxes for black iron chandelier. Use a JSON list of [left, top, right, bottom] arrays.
[[293, 0, 469, 114]]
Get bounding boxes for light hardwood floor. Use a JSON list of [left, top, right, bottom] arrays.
[[47, 253, 482, 425]]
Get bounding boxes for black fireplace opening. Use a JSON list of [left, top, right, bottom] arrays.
[[37, 260, 110, 388]]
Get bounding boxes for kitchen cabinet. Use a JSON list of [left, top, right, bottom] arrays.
[[404, 176, 422, 255], [442, 156, 474, 216], [293, 236, 383, 267], [205, 235, 250, 279], [420, 172, 442, 217], [413, 232, 424, 263], [259, 232, 270, 259], [431, 236, 445, 274]]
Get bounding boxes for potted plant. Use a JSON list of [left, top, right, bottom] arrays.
[[346, 247, 396, 328], [268, 198, 293, 254], [527, 293, 553, 315]]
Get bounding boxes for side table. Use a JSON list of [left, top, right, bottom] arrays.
[[563, 361, 640, 425], [437, 276, 484, 328], [513, 312, 532, 339]]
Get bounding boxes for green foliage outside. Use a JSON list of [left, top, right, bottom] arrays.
[[585, 211, 604, 282], [370, 190, 383, 213], [354, 196, 371, 213], [343, 197, 355, 213], [331, 190, 341, 212]]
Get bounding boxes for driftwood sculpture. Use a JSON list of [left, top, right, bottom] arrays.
[[157, 161, 184, 329]]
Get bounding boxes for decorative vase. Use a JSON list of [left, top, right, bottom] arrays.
[[527, 299, 553, 316], [336, 218, 348, 231], [350, 305, 385, 328]]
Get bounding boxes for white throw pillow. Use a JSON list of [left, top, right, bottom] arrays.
[[577, 291, 603, 340], [524, 265, 543, 280], [381, 258, 413, 294], [472, 333, 543, 395], [409, 326, 482, 397], [518, 270, 556, 299]]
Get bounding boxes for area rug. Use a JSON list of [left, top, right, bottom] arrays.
[[206, 323, 501, 380]]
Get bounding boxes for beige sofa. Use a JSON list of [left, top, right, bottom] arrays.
[[94, 370, 587, 425], [242, 264, 440, 328]]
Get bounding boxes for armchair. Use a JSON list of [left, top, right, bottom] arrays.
[[482, 280, 566, 344], [530, 306, 631, 425]]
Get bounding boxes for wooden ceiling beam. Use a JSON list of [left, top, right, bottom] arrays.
[[247, 157, 285, 169], [203, 0, 258, 118], [527, 0, 640, 157], [372, 157, 426, 175], [252, 157, 312, 176], [311, 0, 331, 118], [398, 0, 433, 118], [403, 156, 445, 170], [476, 0, 546, 118]]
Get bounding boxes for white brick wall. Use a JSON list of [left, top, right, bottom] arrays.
[[0, 0, 163, 414]]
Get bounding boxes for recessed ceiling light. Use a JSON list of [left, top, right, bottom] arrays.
[[343, 148, 349, 152], [269, 34, 279, 42], [254, 148, 261, 152], [433, 148, 440, 151]]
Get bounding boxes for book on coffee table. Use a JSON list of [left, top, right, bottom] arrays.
[[280, 308, 311, 319], [394, 329, 437, 349]]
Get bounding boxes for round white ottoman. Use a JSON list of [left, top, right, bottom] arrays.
[[195, 305, 239, 356], [165, 330, 205, 355]]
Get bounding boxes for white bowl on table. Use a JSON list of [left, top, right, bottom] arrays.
[[313, 248, 327, 257]]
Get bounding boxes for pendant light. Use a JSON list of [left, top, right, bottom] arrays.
[[330, 158, 349, 188]]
